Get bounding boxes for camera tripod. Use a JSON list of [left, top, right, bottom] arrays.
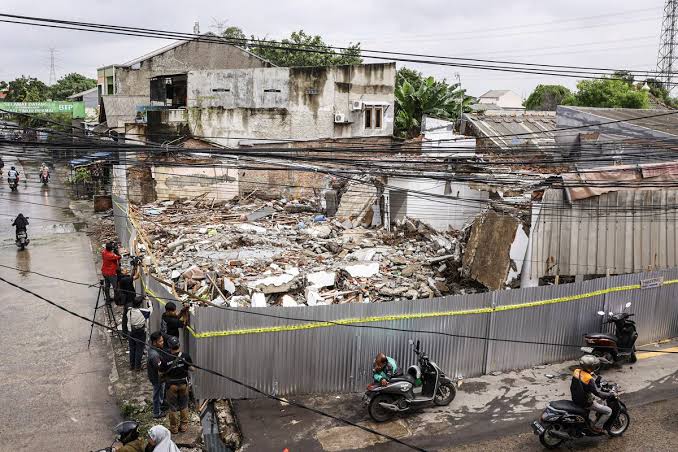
[[88, 279, 124, 348]]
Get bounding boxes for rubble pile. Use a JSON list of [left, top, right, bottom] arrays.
[[136, 197, 481, 309]]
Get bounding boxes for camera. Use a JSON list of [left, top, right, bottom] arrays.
[[130, 255, 142, 267]]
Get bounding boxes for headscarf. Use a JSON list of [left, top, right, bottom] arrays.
[[148, 425, 181, 452]]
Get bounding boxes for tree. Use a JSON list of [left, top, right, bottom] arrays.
[[4, 76, 50, 102], [394, 68, 473, 138], [222, 26, 247, 45], [245, 30, 362, 67], [564, 78, 649, 109], [50, 73, 96, 100], [523, 84, 572, 111]]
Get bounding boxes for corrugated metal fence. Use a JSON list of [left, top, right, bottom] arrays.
[[112, 199, 678, 399]]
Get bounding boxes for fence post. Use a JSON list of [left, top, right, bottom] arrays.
[[482, 291, 497, 375]]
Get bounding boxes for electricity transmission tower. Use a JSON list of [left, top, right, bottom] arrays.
[[210, 18, 228, 35], [48, 48, 57, 85], [657, 0, 678, 93]]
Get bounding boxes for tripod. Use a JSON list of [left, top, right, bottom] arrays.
[[88, 279, 124, 348]]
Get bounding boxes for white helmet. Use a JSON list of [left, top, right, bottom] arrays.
[[579, 355, 600, 372]]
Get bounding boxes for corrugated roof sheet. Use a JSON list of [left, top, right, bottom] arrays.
[[559, 106, 678, 137], [464, 111, 556, 150], [479, 89, 512, 98]]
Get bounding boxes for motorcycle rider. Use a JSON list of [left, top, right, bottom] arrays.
[[12, 213, 29, 241], [571, 355, 613, 433], [373, 353, 399, 386], [7, 165, 18, 184], [112, 420, 146, 452], [39, 162, 49, 182]]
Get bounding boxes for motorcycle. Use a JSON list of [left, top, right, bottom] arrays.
[[364, 340, 462, 422], [16, 230, 29, 250], [8, 176, 18, 191], [581, 302, 638, 366], [531, 380, 630, 449]]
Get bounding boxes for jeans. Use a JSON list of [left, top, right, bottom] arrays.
[[128, 328, 146, 369], [103, 274, 118, 303], [152, 381, 165, 416], [590, 401, 612, 428]]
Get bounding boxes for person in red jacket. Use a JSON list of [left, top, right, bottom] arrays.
[[102, 242, 121, 304]]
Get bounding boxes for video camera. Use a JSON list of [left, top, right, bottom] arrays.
[[130, 255, 142, 268]]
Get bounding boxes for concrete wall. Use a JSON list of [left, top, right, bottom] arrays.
[[111, 41, 269, 98], [478, 91, 524, 109], [186, 63, 396, 146], [387, 177, 489, 231], [152, 165, 239, 201]]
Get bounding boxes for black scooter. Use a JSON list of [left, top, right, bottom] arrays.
[[581, 302, 638, 365], [363, 340, 462, 422], [532, 380, 630, 449]]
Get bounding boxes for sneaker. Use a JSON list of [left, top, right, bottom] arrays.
[[152, 413, 166, 419]]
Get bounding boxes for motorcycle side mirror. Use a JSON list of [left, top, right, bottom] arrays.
[[408, 339, 414, 345], [609, 311, 614, 316], [597, 311, 605, 316], [625, 302, 632, 308]]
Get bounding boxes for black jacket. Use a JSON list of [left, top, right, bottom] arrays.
[[12, 214, 29, 230]]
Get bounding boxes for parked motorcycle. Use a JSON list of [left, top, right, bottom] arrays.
[[364, 340, 462, 422], [531, 379, 630, 448], [581, 302, 638, 365], [16, 230, 29, 250]]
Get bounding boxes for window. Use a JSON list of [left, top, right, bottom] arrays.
[[264, 88, 281, 93], [364, 108, 372, 128], [364, 106, 383, 129]]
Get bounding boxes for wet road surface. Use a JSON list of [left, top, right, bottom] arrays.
[[0, 155, 120, 450]]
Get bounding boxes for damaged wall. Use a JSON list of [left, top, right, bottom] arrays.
[[462, 211, 523, 290], [387, 177, 490, 231], [152, 165, 239, 201], [186, 63, 396, 147]]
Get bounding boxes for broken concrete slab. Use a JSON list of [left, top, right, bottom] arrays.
[[223, 278, 236, 294], [304, 225, 332, 239], [251, 292, 267, 308], [401, 263, 421, 278], [342, 262, 380, 278], [306, 271, 336, 289], [247, 273, 299, 294], [237, 223, 268, 235], [182, 265, 205, 280], [280, 294, 299, 307], [246, 206, 276, 222], [305, 287, 324, 306]]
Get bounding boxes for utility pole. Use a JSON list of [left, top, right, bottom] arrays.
[[657, 0, 678, 93], [455, 72, 463, 132], [48, 48, 57, 85]]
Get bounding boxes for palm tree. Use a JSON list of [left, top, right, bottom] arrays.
[[394, 70, 473, 139]]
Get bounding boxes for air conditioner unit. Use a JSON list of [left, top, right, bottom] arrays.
[[334, 113, 348, 123], [351, 100, 364, 111]]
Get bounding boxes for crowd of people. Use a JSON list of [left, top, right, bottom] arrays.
[[100, 241, 193, 451]]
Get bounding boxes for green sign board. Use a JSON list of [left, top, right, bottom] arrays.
[[0, 101, 86, 118]]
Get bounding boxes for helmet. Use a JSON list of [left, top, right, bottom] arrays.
[[579, 355, 600, 372], [114, 420, 139, 444], [10, 166, 15, 170], [167, 336, 180, 350]]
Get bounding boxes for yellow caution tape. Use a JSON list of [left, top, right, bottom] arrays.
[[115, 200, 678, 339]]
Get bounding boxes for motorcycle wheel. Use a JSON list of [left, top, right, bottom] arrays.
[[607, 412, 630, 437], [433, 381, 457, 406], [539, 425, 564, 449], [368, 394, 396, 422], [19, 244, 25, 251]]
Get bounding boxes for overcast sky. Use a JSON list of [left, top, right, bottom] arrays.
[[0, 0, 666, 97]]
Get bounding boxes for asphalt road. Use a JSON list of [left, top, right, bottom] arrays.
[[445, 397, 678, 452], [0, 155, 120, 450]]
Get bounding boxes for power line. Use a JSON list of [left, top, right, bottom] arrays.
[[0, 274, 427, 452]]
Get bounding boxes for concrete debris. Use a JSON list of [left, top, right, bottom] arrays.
[[135, 197, 488, 309]]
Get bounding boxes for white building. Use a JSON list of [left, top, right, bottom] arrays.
[[475, 90, 524, 111]]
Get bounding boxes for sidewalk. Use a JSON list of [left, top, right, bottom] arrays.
[[235, 340, 678, 451]]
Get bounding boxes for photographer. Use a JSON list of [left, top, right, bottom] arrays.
[[160, 302, 189, 344], [101, 242, 121, 304]]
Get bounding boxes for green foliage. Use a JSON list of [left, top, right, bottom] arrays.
[[523, 84, 572, 111], [49, 72, 96, 100], [72, 167, 93, 184], [4, 76, 50, 102], [564, 78, 649, 109], [222, 26, 247, 45], [225, 28, 362, 67], [394, 68, 473, 138], [612, 70, 635, 86]]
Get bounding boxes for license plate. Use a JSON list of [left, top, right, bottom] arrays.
[[531, 421, 545, 435], [581, 347, 594, 353]]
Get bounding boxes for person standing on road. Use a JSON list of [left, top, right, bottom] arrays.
[[148, 331, 167, 419], [125, 296, 147, 371], [102, 242, 121, 303], [161, 336, 193, 434]]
